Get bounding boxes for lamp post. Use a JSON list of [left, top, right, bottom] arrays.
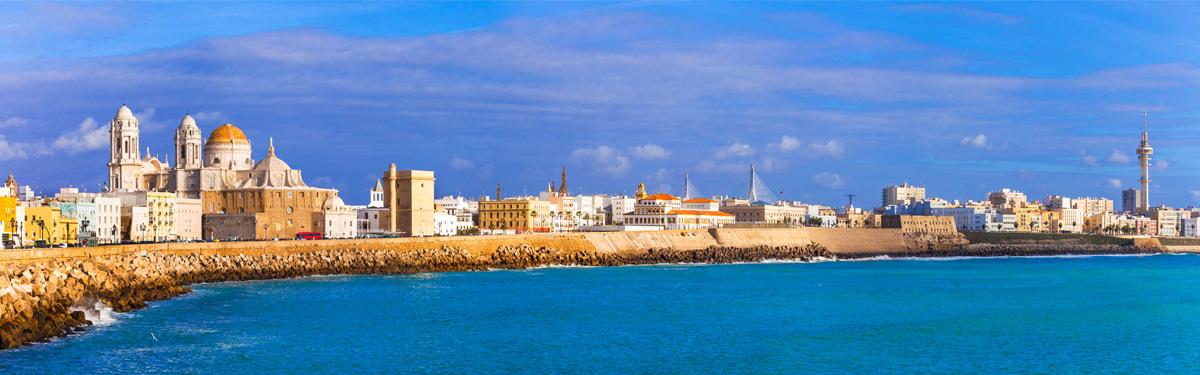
[[139, 223, 147, 243], [111, 225, 118, 245], [81, 218, 90, 246]]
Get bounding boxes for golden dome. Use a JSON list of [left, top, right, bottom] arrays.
[[206, 123, 250, 145]]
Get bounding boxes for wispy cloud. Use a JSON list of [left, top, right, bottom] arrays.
[[51, 117, 107, 154], [715, 142, 755, 159], [960, 134, 994, 150], [0, 117, 28, 129], [631, 144, 671, 160], [813, 172, 846, 189], [448, 157, 474, 171], [1106, 150, 1131, 165], [570, 145, 630, 177]]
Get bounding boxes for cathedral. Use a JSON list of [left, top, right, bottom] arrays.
[[106, 104, 352, 239]]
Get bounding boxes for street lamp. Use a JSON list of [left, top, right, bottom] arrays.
[[81, 218, 91, 246], [139, 223, 147, 243]]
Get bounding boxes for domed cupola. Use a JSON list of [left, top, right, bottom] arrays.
[[203, 123, 253, 170]]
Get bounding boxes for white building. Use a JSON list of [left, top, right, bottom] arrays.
[[1151, 207, 1185, 237], [622, 193, 735, 230], [357, 207, 388, 237], [607, 195, 637, 224], [368, 179, 384, 208], [53, 189, 122, 245], [1181, 217, 1200, 238], [434, 210, 457, 236], [882, 183, 926, 207], [322, 195, 358, 239], [122, 206, 150, 242], [174, 197, 203, 241], [1055, 208, 1084, 234], [436, 195, 477, 233], [930, 207, 1015, 232]]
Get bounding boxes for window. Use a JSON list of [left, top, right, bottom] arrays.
[[287, 206, 294, 214]]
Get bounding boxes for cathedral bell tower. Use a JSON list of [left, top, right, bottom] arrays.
[[107, 104, 141, 192], [175, 113, 203, 170]]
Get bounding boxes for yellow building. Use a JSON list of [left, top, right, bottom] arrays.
[[0, 196, 17, 246], [478, 198, 552, 234], [1004, 204, 1045, 232], [24, 205, 78, 246]]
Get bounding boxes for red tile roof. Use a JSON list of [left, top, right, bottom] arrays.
[[671, 209, 735, 217], [640, 193, 680, 201]]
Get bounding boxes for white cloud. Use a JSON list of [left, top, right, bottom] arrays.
[[51, 117, 108, 154], [570, 145, 630, 177], [813, 172, 845, 189], [696, 160, 748, 174], [653, 168, 672, 181], [1192, 190, 1200, 201], [806, 139, 844, 158], [477, 163, 495, 179], [715, 142, 755, 159], [449, 157, 474, 170], [1107, 178, 1122, 188], [1155, 160, 1170, 171], [631, 144, 671, 160], [0, 136, 31, 160], [778, 135, 802, 152], [0, 117, 29, 129], [1106, 150, 1131, 165], [959, 134, 993, 150], [192, 111, 224, 123]]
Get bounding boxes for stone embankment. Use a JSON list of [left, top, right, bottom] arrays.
[[0, 227, 1164, 349], [0, 237, 829, 349]]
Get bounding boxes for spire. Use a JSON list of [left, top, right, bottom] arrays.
[[635, 182, 647, 200], [267, 137, 276, 156], [683, 172, 691, 200], [1141, 110, 1150, 146], [558, 166, 568, 195], [748, 164, 758, 202]]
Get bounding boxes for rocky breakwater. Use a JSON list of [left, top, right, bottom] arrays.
[[0, 242, 830, 349]]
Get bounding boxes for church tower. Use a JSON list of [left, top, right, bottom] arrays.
[[175, 114, 203, 169], [107, 104, 142, 192], [558, 166, 568, 195]]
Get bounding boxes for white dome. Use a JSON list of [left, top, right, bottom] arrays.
[[323, 195, 346, 210], [115, 105, 136, 121], [178, 114, 197, 129]]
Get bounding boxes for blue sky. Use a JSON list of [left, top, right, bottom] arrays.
[[1, 2, 1198, 207]]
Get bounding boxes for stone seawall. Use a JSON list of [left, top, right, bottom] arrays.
[[0, 227, 1156, 349]]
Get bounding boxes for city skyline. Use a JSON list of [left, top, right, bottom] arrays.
[[1, 2, 1198, 206]]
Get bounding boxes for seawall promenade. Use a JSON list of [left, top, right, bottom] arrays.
[[0, 228, 1159, 349]]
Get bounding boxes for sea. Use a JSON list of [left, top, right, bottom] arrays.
[[4, 254, 1200, 373]]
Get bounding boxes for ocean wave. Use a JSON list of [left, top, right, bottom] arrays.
[[70, 299, 118, 327], [840, 253, 1165, 262]]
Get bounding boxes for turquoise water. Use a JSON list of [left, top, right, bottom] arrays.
[[4, 255, 1200, 373]]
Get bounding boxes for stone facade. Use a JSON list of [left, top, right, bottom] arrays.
[[881, 215, 958, 235], [380, 165, 435, 236]]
